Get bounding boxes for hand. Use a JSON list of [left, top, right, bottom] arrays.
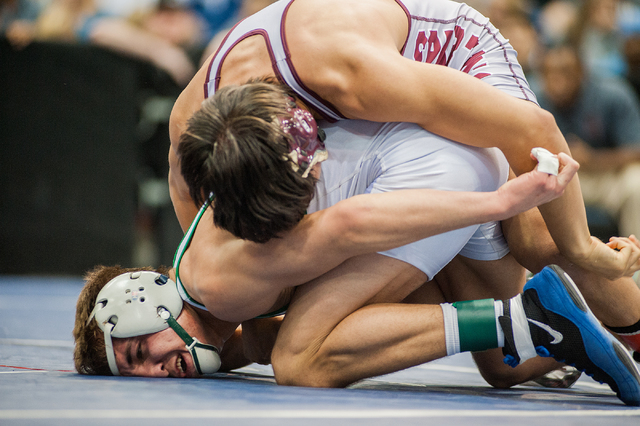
[[576, 235, 640, 280], [499, 152, 579, 217]]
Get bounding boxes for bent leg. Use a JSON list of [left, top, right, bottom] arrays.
[[503, 207, 640, 328], [431, 255, 561, 388], [272, 253, 443, 388]]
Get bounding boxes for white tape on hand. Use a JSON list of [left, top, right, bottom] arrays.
[[531, 147, 559, 176]]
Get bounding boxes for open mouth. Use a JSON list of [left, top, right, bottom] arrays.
[[176, 354, 186, 376]]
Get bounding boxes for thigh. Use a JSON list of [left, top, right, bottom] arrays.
[[274, 253, 427, 360], [435, 253, 526, 302]]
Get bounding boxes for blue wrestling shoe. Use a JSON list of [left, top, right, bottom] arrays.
[[500, 265, 640, 406]]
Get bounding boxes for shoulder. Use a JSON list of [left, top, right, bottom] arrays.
[[285, 0, 408, 106]]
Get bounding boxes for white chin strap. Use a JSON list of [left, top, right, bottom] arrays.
[[159, 308, 222, 375]]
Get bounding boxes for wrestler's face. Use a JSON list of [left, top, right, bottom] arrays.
[[112, 327, 200, 378], [111, 308, 207, 378]]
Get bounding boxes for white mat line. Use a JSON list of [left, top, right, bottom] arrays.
[[0, 338, 73, 348], [416, 364, 478, 374], [416, 362, 609, 390], [1, 409, 638, 419]]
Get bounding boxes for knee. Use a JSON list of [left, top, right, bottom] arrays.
[[478, 368, 519, 389], [472, 349, 528, 389]]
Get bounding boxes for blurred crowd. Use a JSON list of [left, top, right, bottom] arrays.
[[2, 0, 640, 243], [468, 0, 640, 241], [0, 0, 275, 86]]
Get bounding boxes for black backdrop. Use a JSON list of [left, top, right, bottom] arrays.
[[0, 39, 181, 275]]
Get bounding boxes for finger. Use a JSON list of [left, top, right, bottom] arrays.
[[608, 237, 634, 249], [555, 153, 579, 187], [615, 243, 640, 276]]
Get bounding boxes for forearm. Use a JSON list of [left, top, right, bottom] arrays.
[[412, 75, 593, 261], [537, 177, 591, 262], [344, 58, 591, 259], [338, 163, 573, 256], [89, 18, 195, 86], [339, 189, 509, 253]]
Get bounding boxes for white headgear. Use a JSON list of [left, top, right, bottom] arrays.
[[87, 271, 221, 376]]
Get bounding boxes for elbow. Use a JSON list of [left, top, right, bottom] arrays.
[[326, 199, 371, 249], [528, 107, 569, 153]]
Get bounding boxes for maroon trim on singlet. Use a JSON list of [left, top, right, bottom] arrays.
[[207, 29, 282, 98], [203, 18, 246, 98], [394, 0, 412, 56], [409, 14, 531, 101], [280, 0, 346, 122]]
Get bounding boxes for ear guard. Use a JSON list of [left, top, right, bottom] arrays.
[[280, 107, 328, 178], [87, 271, 221, 376]]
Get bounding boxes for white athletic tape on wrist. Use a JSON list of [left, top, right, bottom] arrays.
[[531, 147, 559, 176]]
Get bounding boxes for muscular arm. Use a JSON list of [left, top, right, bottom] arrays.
[[200, 157, 577, 322], [288, 0, 632, 277]]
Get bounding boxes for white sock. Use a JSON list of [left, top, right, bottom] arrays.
[[440, 303, 460, 356]]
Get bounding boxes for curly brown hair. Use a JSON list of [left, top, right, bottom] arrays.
[[73, 264, 170, 375]]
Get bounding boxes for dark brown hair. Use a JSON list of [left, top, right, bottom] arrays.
[[178, 79, 317, 243]]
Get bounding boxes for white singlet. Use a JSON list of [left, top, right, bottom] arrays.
[[309, 120, 510, 279], [205, 0, 537, 119]]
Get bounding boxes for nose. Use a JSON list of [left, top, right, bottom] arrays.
[[138, 361, 169, 378]]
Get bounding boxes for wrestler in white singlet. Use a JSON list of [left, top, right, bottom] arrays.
[[205, 0, 537, 119], [310, 120, 510, 280], [174, 119, 511, 309]]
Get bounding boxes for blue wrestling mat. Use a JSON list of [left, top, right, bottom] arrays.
[[1, 276, 640, 425]]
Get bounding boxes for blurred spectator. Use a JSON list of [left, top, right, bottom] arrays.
[[534, 45, 640, 238], [200, 0, 275, 63], [94, 0, 159, 17], [486, 0, 532, 29], [490, 5, 542, 74], [167, 0, 243, 42], [29, 0, 196, 87], [537, 0, 578, 46], [569, 0, 627, 78], [1, 0, 44, 49]]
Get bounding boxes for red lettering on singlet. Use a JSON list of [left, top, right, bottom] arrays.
[[465, 35, 479, 50], [413, 27, 490, 79], [461, 50, 488, 77], [414, 26, 466, 64]]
